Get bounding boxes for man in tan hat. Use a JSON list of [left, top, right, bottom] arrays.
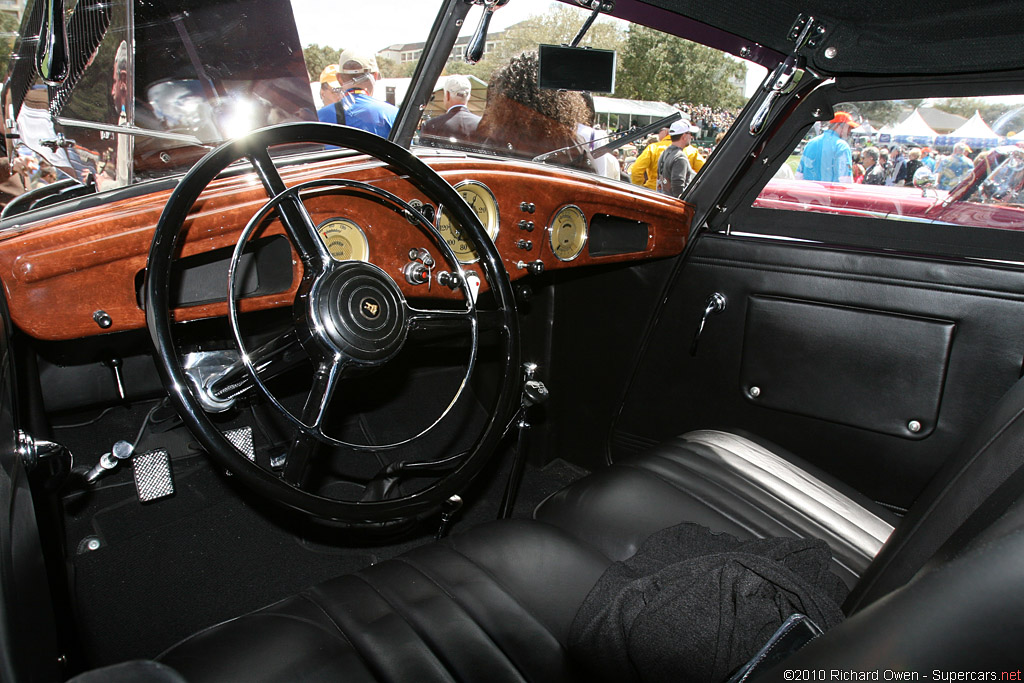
[[420, 75, 480, 145], [318, 65, 342, 107], [316, 48, 398, 137], [796, 111, 859, 183]]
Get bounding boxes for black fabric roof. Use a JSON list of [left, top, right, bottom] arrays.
[[634, 0, 1024, 76]]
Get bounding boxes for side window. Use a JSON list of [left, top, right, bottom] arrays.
[[755, 98, 1024, 232]]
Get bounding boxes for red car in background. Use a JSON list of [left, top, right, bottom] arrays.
[[756, 146, 1024, 232]]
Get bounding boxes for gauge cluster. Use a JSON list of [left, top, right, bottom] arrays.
[[307, 175, 666, 287], [548, 205, 588, 261], [316, 218, 369, 261], [435, 181, 501, 264]]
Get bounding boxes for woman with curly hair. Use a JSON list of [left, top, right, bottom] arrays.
[[475, 52, 594, 170]]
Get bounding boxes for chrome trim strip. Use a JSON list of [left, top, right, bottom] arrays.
[[682, 430, 894, 559]]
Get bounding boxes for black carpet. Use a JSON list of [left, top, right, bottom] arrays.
[[64, 449, 587, 666]]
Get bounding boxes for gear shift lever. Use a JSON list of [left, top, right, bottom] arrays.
[[498, 363, 549, 519]]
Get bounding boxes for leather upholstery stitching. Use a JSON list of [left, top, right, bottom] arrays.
[[616, 458, 790, 540], [444, 526, 583, 644], [344, 572, 458, 682], [298, 589, 386, 679], [394, 554, 532, 682], [616, 453, 862, 579]]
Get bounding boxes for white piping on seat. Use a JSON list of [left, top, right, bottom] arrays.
[[681, 430, 894, 560]]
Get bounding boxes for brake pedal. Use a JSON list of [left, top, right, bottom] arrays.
[[223, 426, 255, 462], [133, 449, 175, 502]]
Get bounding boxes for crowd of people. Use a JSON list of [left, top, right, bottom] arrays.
[[792, 111, 1010, 197]]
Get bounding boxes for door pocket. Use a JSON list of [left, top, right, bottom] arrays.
[[740, 296, 955, 439]]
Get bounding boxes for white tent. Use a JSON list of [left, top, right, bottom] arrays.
[[592, 97, 679, 128], [882, 108, 938, 145], [951, 111, 999, 139], [935, 110, 1002, 150]]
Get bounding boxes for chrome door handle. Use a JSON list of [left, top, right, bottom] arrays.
[[690, 293, 727, 356]]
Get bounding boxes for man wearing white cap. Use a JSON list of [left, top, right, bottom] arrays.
[[317, 48, 398, 138], [656, 119, 700, 197], [420, 75, 480, 144]]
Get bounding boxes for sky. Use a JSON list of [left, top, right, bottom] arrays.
[[291, 0, 768, 97], [291, 0, 559, 54]]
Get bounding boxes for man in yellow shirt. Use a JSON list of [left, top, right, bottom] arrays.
[[680, 123, 705, 173], [630, 125, 672, 189]]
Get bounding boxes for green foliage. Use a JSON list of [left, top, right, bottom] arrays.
[[303, 44, 342, 81], [0, 12, 20, 79], [61, 35, 120, 127], [377, 55, 399, 79], [927, 98, 1016, 126], [615, 25, 745, 109], [849, 100, 924, 127], [455, 4, 625, 85]]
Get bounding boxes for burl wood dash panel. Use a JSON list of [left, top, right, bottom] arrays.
[[0, 154, 692, 341]]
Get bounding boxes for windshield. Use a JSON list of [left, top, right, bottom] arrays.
[[3, 0, 764, 193]]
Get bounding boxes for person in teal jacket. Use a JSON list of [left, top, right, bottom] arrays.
[[796, 111, 859, 183]]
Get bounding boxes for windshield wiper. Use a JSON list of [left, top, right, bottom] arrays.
[[532, 111, 682, 164], [54, 116, 209, 147]]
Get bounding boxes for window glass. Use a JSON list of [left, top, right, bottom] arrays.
[[410, 0, 759, 187], [755, 97, 1024, 231]]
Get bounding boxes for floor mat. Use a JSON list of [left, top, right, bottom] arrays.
[[67, 453, 588, 666]]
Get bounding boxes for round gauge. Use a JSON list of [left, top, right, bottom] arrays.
[[316, 218, 369, 262], [435, 181, 500, 263], [548, 205, 588, 261]]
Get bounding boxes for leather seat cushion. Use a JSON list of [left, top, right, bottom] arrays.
[[158, 430, 898, 681], [535, 430, 898, 588], [158, 520, 611, 683]]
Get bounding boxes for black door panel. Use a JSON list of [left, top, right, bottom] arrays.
[[613, 234, 1024, 509]]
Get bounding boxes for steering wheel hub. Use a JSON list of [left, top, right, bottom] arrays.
[[312, 262, 408, 364]]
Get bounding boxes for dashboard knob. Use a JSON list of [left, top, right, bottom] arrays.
[[516, 260, 544, 276]]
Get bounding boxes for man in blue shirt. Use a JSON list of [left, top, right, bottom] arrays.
[[796, 111, 859, 183], [317, 48, 398, 138], [934, 142, 974, 190]]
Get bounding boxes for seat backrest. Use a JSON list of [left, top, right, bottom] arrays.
[[845, 375, 1024, 612]]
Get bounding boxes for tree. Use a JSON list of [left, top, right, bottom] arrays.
[[848, 99, 924, 128], [302, 44, 341, 82], [927, 98, 1015, 127], [453, 4, 625, 85], [0, 12, 19, 79], [376, 56, 400, 79], [615, 25, 745, 109]]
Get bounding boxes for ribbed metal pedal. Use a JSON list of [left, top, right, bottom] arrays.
[[223, 426, 255, 462], [133, 449, 175, 502]]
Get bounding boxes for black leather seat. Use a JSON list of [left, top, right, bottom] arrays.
[[146, 380, 1024, 681]]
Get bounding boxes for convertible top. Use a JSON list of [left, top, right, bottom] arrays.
[[631, 0, 1023, 76]]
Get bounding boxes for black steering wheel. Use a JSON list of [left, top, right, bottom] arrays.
[[145, 122, 521, 525]]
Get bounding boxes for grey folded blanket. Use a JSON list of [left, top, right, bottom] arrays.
[[568, 523, 848, 683]]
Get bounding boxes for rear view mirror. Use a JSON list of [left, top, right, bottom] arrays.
[[537, 44, 616, 94]]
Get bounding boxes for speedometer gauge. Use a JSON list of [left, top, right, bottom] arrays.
[[316, 218, 369, 261], [435, 181, 500, 263], [548, 205, 587, 261]]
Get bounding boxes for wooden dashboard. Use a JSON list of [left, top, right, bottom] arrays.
[[0, 153, 693, 341]]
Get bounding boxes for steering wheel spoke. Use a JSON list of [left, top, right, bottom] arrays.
[[280, 429, 321, 487], [247, 147, 330, 270], [146, 122, 520, 525], [408, 306, 475, 334], [204, 330, 306, 405], [303, 358, 346, 434]]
